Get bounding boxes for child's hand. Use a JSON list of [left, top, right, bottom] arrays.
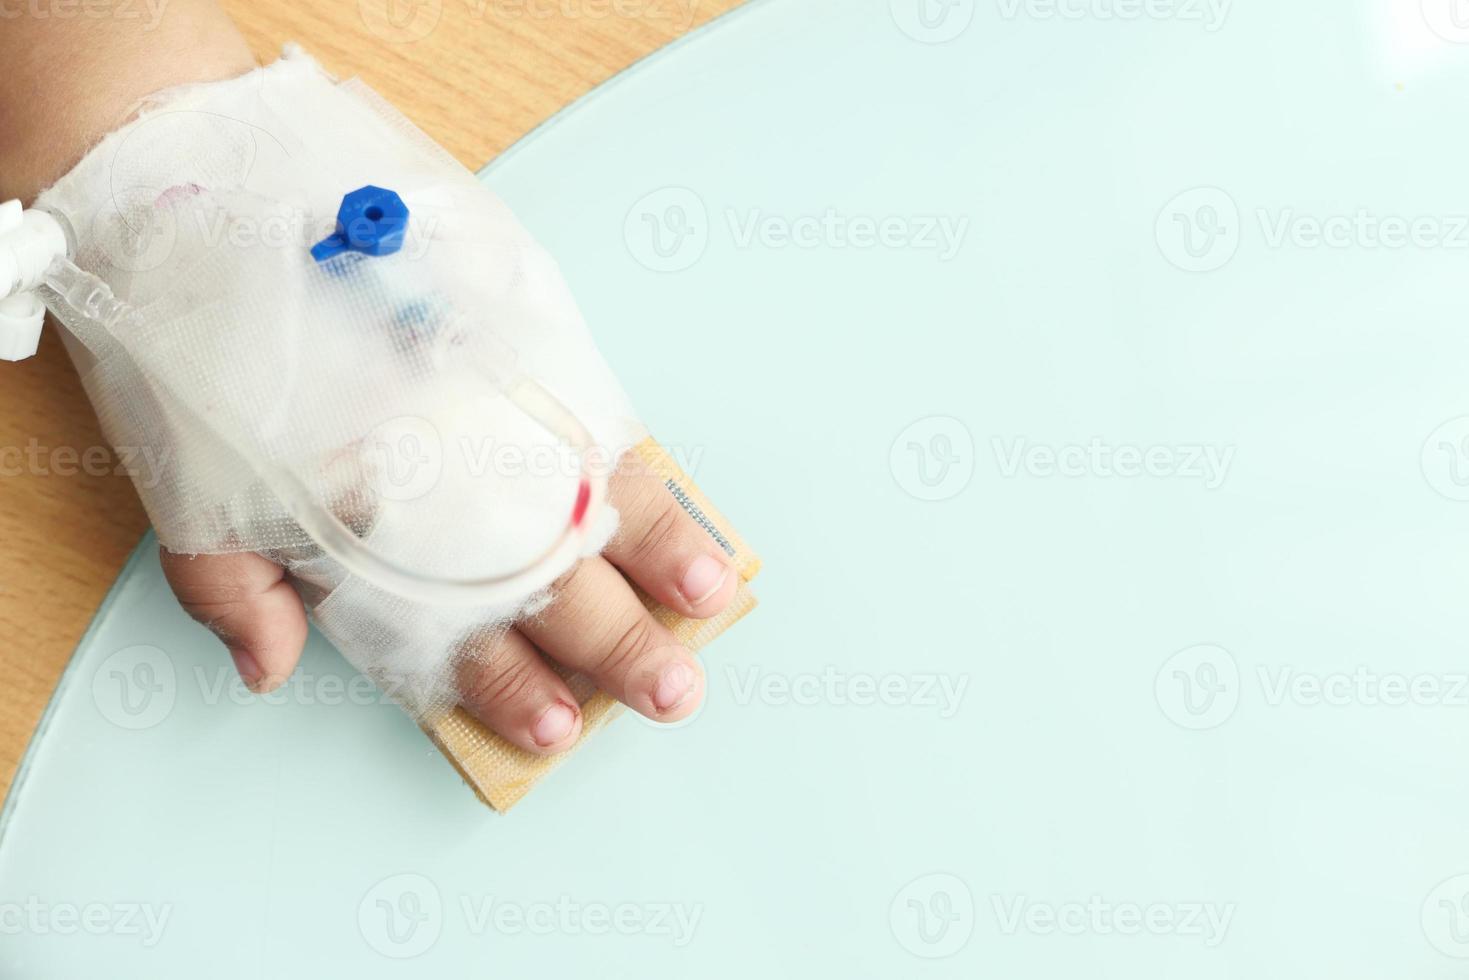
[[0, 2, 740, 756], [161, 451, 738, 752]]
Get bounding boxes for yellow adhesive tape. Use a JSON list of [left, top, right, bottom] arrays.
[[423, 437, 760, 811]]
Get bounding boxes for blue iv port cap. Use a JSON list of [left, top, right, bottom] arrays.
[[311, 185, 409, 262]]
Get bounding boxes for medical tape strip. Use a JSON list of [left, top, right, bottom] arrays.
[[423, 436, 761, 811]]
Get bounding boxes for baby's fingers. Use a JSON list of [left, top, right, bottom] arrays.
[[159, 548, 308, 694], [603, 452, 738, 619], [454, 629, 583, 755], [522, 556, 705, 723]]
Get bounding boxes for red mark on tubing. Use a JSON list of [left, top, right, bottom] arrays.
[[571, 477, 592, 528]]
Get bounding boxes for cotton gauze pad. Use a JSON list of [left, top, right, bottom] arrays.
[[22, 46, 755, 806]]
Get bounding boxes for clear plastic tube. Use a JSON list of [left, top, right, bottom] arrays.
[[39, 256, 606, 607]]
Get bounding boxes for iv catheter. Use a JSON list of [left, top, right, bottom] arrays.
[[0, 191, 607, 607]]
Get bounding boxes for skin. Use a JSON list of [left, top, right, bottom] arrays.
[[0, 1, 734, 752]]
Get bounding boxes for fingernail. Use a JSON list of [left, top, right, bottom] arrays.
[[679, 555, 729, 607], [532, 701, 577, 746], [230, 648, 263, 692], [653, 661, 697, 713]]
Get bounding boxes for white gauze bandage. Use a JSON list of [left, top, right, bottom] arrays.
[[31, 46, 644, 721]]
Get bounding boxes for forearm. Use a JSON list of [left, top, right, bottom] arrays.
[[0, 0, 255, 203]]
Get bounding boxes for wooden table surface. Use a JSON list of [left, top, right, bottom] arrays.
[[0, 0, 741, 801]]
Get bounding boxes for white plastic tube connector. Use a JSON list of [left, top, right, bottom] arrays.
[[0, 200, 69, 361]]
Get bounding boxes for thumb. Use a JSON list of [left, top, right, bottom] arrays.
[[159, 547, 309, 694]]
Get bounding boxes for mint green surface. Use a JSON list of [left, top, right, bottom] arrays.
[[8, 0, 1469, 975]]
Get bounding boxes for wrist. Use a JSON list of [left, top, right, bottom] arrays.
[[0, 0, 255, 203]]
